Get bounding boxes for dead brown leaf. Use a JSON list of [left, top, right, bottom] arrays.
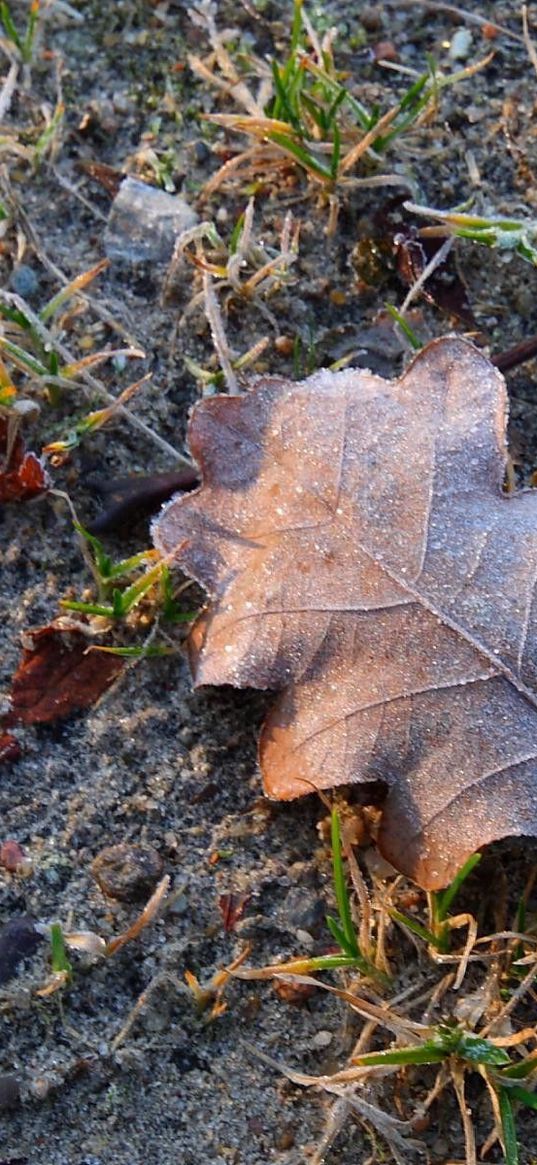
[[0, 417, 48, 503], [153, 337, 537, 890], [5, 625, 124, 726]]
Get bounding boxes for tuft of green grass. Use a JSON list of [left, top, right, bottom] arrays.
[[197, 0, 493, 190], [60, 522, 196, 624], [405, 200, 537, 267], [0, 0, 40, 65], [353, 1024, 537, 1165]]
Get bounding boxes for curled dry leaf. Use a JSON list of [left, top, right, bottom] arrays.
[[5, 624, 124, 726], [153, 337, 537, 890], [0, 417, 48, 503]]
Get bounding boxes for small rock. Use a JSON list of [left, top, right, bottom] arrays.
[[0, 839, 26, 872], [0, 916, 43, 985], [0, 1073, 21, 1110], [449, 28, 472, 61], [9, 263, 40, 300], [193, 140, 211, 165], [372, 40, 398, 62], [360, 5, 383, 31], [311, 1029, 333, 1049], [92, 843, 164, 902], [104, 177, 198, 265]]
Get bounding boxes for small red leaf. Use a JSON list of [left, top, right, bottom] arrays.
[[0, 418, 48, 503], [218, 892, 251, 932], [6, 625, 124, 725]]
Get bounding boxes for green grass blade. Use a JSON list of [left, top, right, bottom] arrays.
[[60, 599, 115, 618], [325, 914, 355, 956], [506, 1084, 537, 1110], [330, 809, 359, 956], [266, 131, 333, 180], [388, 907, 438, 947], [457, 1033, 510, 1067], [385, 305, 422, 350], [271, 60, 302, 132], [73, 521, 112, 578], [0, 336, 49, 376], [0, 2, 22, 53], [50, 922, 72, 978], [354, 1044, 446, 1068], [330, 121, 341, 181], [433, 852, 481, 921], [499, 1053, 537, 1081], [93, 645, 175, 659], [498, 1088, 519, 1165]]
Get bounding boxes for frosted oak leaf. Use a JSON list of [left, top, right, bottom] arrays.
[[153, 337, 537, 889]]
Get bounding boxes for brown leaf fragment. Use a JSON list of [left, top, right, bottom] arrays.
[[153, 337, 537, 890], [0, 417, 48, 503], [6, 625, 124, 726], [218, 891, 251, 932], [395, 228, 477, 329], [0, 732, 21, 763]]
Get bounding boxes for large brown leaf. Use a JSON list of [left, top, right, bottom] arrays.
[[153, 337, 537, 889]]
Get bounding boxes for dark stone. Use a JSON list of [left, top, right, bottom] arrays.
[[92, 843, 164, 902], [0, 916, 43, 985]]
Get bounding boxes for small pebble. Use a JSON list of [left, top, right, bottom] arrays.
[[311, 1029, 333, 1049], [0, 839, 26, 872], [194, 140, 211, 165], [360, 5, 383, 31], [104, 177, 198, 265], [92, 843, 164, 902], [9, 263, 40, 300], [449, 28, 472, 61], [372, 40, 398, 62]]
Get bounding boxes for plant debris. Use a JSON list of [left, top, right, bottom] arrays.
[[5, 624, 125, 727], [0, 416, 47, 503], [154, 336, 537, 890]]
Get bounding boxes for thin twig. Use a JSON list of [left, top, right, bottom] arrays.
[[392, 0, 525, 44], [0, 60, 18, 120], [202, 270, 239, 394], [522, 5, 537, 76], [398, 235, 454, 315]]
